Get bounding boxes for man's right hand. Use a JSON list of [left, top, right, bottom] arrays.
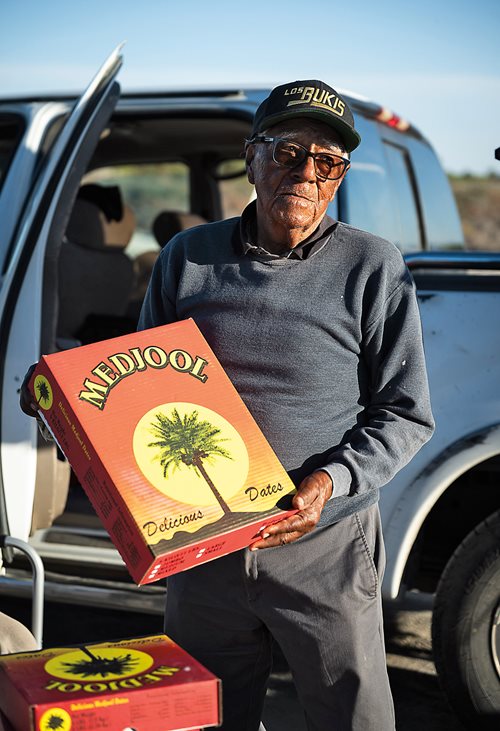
[[19, 363, 39, 417]]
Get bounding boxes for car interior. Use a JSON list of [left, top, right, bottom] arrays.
[[73, 114, 253, 338]]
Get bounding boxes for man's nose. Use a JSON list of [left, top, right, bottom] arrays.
[[291, 153, 317, 182]]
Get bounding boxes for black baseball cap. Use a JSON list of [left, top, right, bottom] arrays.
[[251, 80, 361, 153]]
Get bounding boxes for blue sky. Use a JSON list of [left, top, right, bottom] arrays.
[[1, 0, 499, 174]]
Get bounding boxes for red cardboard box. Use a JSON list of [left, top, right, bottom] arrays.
[[0, 634, 220, 731], [29, 319, 296, 584]]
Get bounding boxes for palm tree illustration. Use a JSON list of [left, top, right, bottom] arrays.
[[35, 379, 51, 407], [44, 715, 65, 730], [148, 408, 233, 514], [62, 646, 138, 678]]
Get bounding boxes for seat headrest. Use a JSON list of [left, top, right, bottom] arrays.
[[78, 184, 124, 221], [152, 210, 207, 247], [102, 204, 136, 249], [65, 199, 105, 250], [65, 185, 135, 251]]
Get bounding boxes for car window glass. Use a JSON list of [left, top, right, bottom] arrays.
[[83, 162, 190, 257], [343, 116, 426, 252], [342, 116, 399, 244], [382, 142, 422, 253], [407, 138, 464, 250], [218, 159, 254, 219], [0, 114, 25, 192]]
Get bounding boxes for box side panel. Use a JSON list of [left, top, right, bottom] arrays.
[[30, 359, 153, 583], [124, 677, 220, 730], [33, 699, 213, 731], [30, 678, 219, 731], [0, 666, 31, 731]]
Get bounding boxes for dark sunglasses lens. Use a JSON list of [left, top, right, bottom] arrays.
[[315, 155, 344, 180], [273, 139, 345, 180], [273, 140, 306, 168]]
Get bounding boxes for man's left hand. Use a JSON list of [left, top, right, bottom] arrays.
[[249, 470, 333, 550]]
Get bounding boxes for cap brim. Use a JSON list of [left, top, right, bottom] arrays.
[[255, 108, 361, 152]]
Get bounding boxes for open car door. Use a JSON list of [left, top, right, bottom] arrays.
[[0, 45, 123, 549]]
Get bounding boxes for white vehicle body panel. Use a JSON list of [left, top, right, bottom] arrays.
[[1, 249, 43, 540], [380, 278, 500, 598], [0, 103, 67, 277]]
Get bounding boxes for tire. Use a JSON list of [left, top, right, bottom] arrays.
[[432, 509, 500, 730]]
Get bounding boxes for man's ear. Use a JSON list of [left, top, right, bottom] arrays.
[[245, 145, 255, 184]]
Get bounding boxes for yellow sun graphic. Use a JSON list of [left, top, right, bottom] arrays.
[[133, 402, 249, 506], [39, 707, 71, 731], [44, 647, 154, 682], [33, 375, 53, 411]]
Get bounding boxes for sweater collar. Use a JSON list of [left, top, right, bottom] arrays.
[[237, 200, 338, 260]]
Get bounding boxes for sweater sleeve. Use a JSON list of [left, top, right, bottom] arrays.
[[322, 269, 435, 498], [137, 241, 179, 331]]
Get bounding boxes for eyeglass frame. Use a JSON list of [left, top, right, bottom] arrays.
[[246, 134, 351, 181]]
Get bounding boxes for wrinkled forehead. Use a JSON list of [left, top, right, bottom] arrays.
[[264, 118, 346, 152]]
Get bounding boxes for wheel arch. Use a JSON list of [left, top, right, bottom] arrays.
[[382, 423, 500, 600]]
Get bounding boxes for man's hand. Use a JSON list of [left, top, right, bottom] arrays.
[[19, 363, 39, 418], [249, 470, 333, 550]]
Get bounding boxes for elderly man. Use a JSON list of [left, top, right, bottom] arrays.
[[21, 79, 433, 730], [138, 80, 434, 730]]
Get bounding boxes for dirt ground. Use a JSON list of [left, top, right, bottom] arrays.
[[2, 597, 467, 730], [384, 605, 466, 731]]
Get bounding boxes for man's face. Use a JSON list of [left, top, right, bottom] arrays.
[[246, 119, 348, 238]]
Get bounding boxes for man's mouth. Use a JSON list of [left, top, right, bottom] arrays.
[[277, 191, 314, 201]]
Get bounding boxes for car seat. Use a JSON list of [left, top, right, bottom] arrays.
[[57, 185, 136, 345], [152, 210, 207, 248], [128, 210, 207, 319]]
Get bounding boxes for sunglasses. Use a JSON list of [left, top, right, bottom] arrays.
[[248, 135, 350, 181]]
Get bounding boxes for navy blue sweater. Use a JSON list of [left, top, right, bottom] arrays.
[[138, 215, 434, 525]]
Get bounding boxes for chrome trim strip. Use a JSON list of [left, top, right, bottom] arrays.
[[405, 251, 500, 270], [0, 572, 165, 615]]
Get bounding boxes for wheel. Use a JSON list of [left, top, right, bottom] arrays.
[[432, 509, 500, 729]]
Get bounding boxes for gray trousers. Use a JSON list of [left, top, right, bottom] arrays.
[[164, 504, 395, 731]]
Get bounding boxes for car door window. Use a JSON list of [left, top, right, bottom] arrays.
[[342, 116, 424, 252], [0, 115, 25, 191], [382, 142, 422, 253], [407, 137, 464, 250], [341, 116, 397, 243]]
